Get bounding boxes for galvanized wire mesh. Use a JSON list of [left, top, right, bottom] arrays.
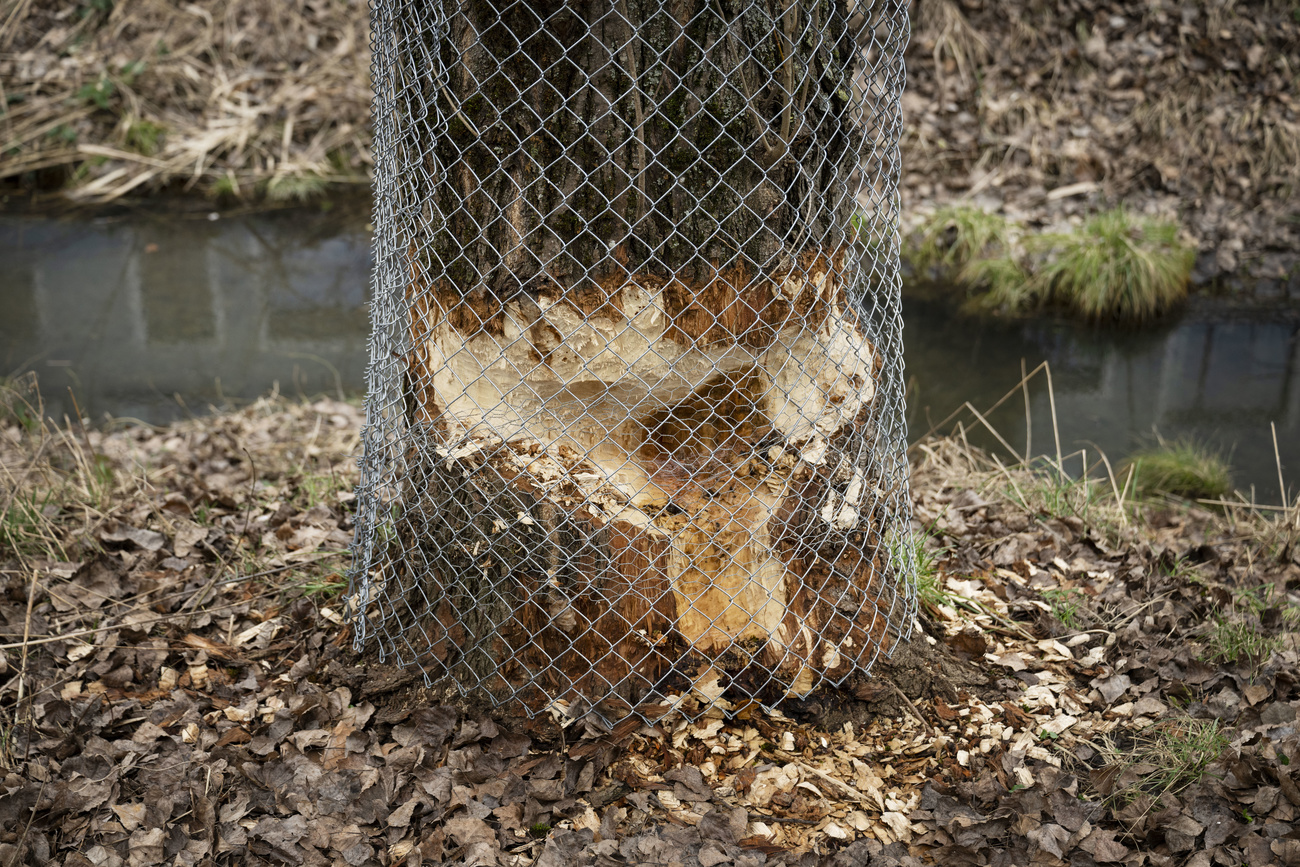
[[350, 0, 914, 720]]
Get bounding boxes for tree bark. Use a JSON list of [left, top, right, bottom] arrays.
[[400, 0, 859, 322], [386, 0, 899, 715]]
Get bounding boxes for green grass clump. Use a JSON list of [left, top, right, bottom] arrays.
[[911, 534, 952, 612], [1042, 587, 1084, 629], [965, 252, 1032, 309], [209, 173, 240, 200], [1192, 583, 1287, 674], [266, 171, 326, 203], [1031, 208, 1195, 321], [907, 205, 1033, 311], [905, 205, 1195, 322], [1, 491, 55, 558], [1105, 718, 1229, 809], [125, 119, 165, 156], [1199, 616, 1281, 669], [76, 75, 116, 110], [908, 205, 1015, 274], [1121, 439, 1232, 501]]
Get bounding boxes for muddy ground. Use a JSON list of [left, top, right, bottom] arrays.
[[3, 383, 1299, 866]]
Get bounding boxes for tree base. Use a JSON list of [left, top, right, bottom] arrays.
[[377, 251, 905, 716]]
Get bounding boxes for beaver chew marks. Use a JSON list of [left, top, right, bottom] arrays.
[[390, 257, 896, 714]]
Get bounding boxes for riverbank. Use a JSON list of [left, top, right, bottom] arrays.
[[0, 0, 370, 201], [901, 0, 1300, 292], [2, 385, 1298, 864], [2, 0, 1296, 289]]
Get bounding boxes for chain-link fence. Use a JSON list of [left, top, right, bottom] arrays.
[[350, 0, 914, 721]]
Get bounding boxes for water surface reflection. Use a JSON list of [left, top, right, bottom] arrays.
[[905, 297, 1299, 504], [0, 203, 371, 424]]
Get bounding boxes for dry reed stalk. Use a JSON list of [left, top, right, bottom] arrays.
[[1021, 358, 1031, 463], [1, 0, 370, 201], [13, 565, 37, 708], [918, 359, 1050, 443]]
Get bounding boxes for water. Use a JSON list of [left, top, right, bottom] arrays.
[[905, 297, 1299, 505], [0, 199, 372, 425], [1, 203, 1296, 503]]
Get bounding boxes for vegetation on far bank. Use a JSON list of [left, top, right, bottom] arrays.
[[2, 0, 1297, 285], [902, 0, 1300, 283], [904, 204, 1197, 322]]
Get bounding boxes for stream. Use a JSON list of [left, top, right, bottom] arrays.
[[2, 201, 1296, 504]]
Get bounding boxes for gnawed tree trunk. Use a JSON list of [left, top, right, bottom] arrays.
[[384, 0, 899, 715]]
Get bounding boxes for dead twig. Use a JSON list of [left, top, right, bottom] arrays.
[[889, 683, 935, 737]]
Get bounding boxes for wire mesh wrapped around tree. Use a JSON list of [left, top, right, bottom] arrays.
[[350, 0, 916, 720]]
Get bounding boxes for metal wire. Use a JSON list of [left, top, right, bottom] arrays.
[[350, 0, 915, 721]]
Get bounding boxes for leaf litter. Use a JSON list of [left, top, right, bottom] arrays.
[[2, 375, 1300, 866]]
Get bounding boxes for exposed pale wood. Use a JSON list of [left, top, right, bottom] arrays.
[[406, 251, 874, 465], [395, 251, 896, 712]]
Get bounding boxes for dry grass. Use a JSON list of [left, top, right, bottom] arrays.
[[903, 0, 1300, 277], [1203, 493, 1300, 567], [0, 372, 362, 575], [1194, 425, 1300, 564], [0, 0, 371, 202], [1, 373, 102, 564], [907, 361, 1300, 565], [915, 0, 989, 92]]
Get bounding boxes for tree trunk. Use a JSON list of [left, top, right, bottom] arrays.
[[386, 0, 899, 715]]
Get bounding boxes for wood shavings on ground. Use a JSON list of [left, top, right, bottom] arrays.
[[3, 389, 1299, 866]]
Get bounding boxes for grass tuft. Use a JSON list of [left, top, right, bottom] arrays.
[[1121, 439, 1232, 501], [1199, 616, 1281, 670], [266, 172, 327, 203], [301, 576, 348, 599], [75, 75, 116, 110], [965, 252, 1032, 309], [1042, 587, 1084, 629], [124, 119, 166, 156], [907, 205, 1014, 276], [208, 173, 241, 200], [911, 534, 952, 612], [1030, 209, 1195, 321], [1102, 718, 1229, 810]]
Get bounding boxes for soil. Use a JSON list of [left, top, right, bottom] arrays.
[[3, 385, 1299, 865]]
